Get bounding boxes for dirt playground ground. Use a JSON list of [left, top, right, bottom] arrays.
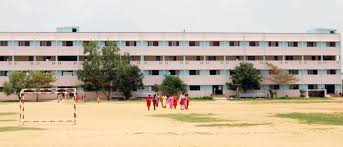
[[1, 99, 343, 147]]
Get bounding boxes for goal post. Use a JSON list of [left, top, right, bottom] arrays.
[[19, 88, 77, 125]]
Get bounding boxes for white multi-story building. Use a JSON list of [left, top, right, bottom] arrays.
[[0, 27, 341, 98]]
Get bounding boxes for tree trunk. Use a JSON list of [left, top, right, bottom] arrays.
[[36, 94, 39, 102], [96, 91, 100, 103]]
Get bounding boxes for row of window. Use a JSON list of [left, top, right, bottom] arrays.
[[0, 71, 76, 77], [0, 69, 337, 77], [146, 69, 338, 76], [0, 55, 337, 62], [187, 84, 333, 91], [0, 41, 338, 48]]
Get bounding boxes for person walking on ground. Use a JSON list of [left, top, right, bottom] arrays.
[[146, 95, 152, 110], [173, 95, 178, 109], [179, 93, 186, 110], [185, 94, 190, 110], [167, 95, 173, 109], [153, 94, 158, 110], [161, 94, 167, 108]]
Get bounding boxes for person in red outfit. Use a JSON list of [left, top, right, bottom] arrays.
[[185, 94, 190, 110], [173, 95, 178, 109], [146, 95, 152, 110]]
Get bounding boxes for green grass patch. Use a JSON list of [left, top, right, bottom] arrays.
[[0, 126, 45, 132], [0, 112, 17, 116], [274, 113, 343, 125], [196, 123, 271, 127], [149, 113, 225, 123], [191, 96, 213, 101], [232, 97, 342, 104], [0, 119, 16, 122]]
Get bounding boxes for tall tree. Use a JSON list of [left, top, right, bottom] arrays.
[[77, 41, 107, 100], [78, 41, 143, 100], [228, 62, 262, 92], [101, 41, 121, 99], [159, 76, 187, 96], [3, 72, 27, 100], [115, 64, 144, 99], [266, 63, 299, 98]]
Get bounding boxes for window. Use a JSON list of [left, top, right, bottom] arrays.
[[72, 28, 77, 32], [289, 85, 299, 90], [155, 56, 162, 61], [268, 41, 279, 47], [148, 41, 159, 46], [308, 70, 318, 75], [288, 70, 299, 75], [169, 70, 180, 75], [310, 56, 321, 61], [235, 56, 241, 61], [62, 41, 73, 47], [207, 56, 216, 61], [189, 70, 200, 75], [229, 70, 236, 76], [18, 41, 30, 46], [229, 41, 240, 47], [189, 85, 201, 91], [288, 42, 298, 47], [307, 42, 317, 47], [285, 56, 294, 61], [168, 41, 179, 46], [149, 70, 159, 76], [247, 56, 255, 61], [308, 84, 318, 90], [125, 41, 136, 46], [58, 56, 77, 61], [209, 41, 220, 46], [0, 41, 8, 46], [40, 41, 52, 46], [62, 71, 75, 76], [327, 70, 336, 75], [323, 56, 335, 61], [196, 56, 202, 61], [270, 85, 280, 90], [273, 56, 281, 60], [0, 71, 8, 76], [326, 42, 336, 47], [249, 41, 259, 47], [189, 41, 200, 46], [210, 70, 220, 75], [0, 56, 10, 61]]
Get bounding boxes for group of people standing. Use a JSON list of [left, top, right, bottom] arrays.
[[146, 93, 190, 111]]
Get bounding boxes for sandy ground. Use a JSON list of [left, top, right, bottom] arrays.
[[1, 100, 343, 147]]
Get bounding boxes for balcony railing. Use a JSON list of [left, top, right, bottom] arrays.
[[132, 60, 340, 70]]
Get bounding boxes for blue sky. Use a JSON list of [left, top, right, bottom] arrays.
[[0, 0, 342, 33]]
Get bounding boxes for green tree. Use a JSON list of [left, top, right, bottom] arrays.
[[151, 84, 160, 93], [77, 41, 107, 100], [4, 71, 55, 101], [228, 62, 262, 92], [3, 72, 27, 100], [159, 76, 187, 96], [101, 41, 121, 99], [115, 64, 144, 99], [266, 63, 298, 98], [26, 71, 55, 102]]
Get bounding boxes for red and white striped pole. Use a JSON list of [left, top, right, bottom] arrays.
[[73, 92, 77, 125]]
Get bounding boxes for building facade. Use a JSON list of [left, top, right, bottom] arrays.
[[0, 28, 341, 98]]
